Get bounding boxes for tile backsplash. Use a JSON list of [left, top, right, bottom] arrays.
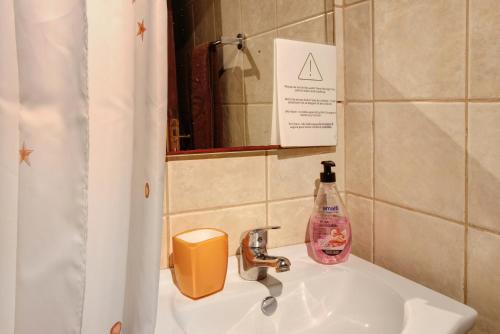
[[162, 145, 345, 266], [343, 0, 500, 332]]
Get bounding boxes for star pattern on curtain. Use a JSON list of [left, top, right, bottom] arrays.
[[19, 142, 34, 166], [137, 20, 146, 41], [110, 321, 122, 334]]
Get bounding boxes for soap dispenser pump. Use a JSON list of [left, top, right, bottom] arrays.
[[308, 161, 352, 264]]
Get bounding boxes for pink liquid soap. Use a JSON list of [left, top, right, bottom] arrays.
[[307, 161, 352, 264], [308, 215, 352, 264]]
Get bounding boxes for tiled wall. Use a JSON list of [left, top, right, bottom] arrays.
[[162, 0, 346, 266], [343, 0, 500, 332], [173, 0, 338, 146], [162, 145, 345, 264]]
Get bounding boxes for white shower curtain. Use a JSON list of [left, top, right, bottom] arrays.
[[0, 0, 168, 333]]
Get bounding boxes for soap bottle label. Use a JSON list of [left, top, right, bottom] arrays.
[[312, 215, 348, 256]]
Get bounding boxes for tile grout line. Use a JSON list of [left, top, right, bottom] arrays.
[[463, 0, 470, 305], [342, 0, 349, 230], [344, 0, 371, 8], [274, 0, 278, 36], [345, 191, 467, 227], [273, 1, 279, 59], [468, 98, 500, 103], [370, 0, 376, 264], [239, 0, 248, 146], [169, 194, 317, 217], [324, 0, 328, 44], [245, 12, 328, 40], [243, 104, 248, 146], [469, 224, 500, 238], [170, 200, 268, 217]]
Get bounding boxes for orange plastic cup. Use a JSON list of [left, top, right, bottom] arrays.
[[172, 228, 228, 299]]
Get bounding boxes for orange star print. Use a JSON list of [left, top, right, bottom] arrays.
[[19, 142, 34, 166], [110, 321, 122, 334], [137, 20, 146, 41]]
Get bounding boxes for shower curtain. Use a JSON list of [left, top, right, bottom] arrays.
[[0, 0, 168, 333]]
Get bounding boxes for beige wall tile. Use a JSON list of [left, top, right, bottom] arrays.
[[170, 203, 266, 255], [469, 0, 500, 99], [160, 216, 169, 269], [326, 0, 334, 11], [346, 194, 373, 261], [246, 104, 273, 146], [468, 103, 500, 233], [220, 46, 244, 104], [374, 102, 465, 222], [278, 15, 327, 44], [215, 0, 241, 37], [168, 153, 266, 213], [344, 1, 372, 100], [223, 105, 246, 147], [277, 0, 325, 27], [268, 197, 314, 248], [335, 8, 345, 101], [243, 31, 276, 103], [326, 12, 334, 45], [467, 228, 500, 334], [241, 0, 276, 37], [374, 0, 466, 99], [346, 103, 373, 196], [374, 202, 465, 301], [268, 147, 344, 200], [193, 0, 216, 45]]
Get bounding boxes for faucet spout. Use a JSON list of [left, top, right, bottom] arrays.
[[251, 254, 291, 272], [238, 226, 292, 280]]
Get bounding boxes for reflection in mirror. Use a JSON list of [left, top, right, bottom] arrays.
[[168, 0, 335, 153]]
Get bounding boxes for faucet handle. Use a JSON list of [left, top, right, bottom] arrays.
[[242, 226, 281, 248]]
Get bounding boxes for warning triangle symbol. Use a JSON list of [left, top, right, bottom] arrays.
[[298, 53, 323, 81]]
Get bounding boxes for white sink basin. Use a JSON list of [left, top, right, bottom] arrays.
[[155, 244, 476, 334]]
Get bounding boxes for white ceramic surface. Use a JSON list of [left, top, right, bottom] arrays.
[[155, 244, 476, 334]]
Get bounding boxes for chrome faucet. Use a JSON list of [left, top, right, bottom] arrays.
[[238, 226, 291, 281]]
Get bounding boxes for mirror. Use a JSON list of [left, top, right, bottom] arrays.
[[168, 0, 336, 153]]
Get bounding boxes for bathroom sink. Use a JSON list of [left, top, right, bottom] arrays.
[[155, 244, 476, 334]]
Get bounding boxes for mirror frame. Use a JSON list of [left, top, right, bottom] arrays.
[[166, 145, 281, 156]]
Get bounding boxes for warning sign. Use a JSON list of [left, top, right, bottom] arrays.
[[272, 39, 336, 147], [298, 53, 323, 81]]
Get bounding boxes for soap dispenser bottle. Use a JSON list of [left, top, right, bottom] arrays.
[[308, 161, 351, 264]]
